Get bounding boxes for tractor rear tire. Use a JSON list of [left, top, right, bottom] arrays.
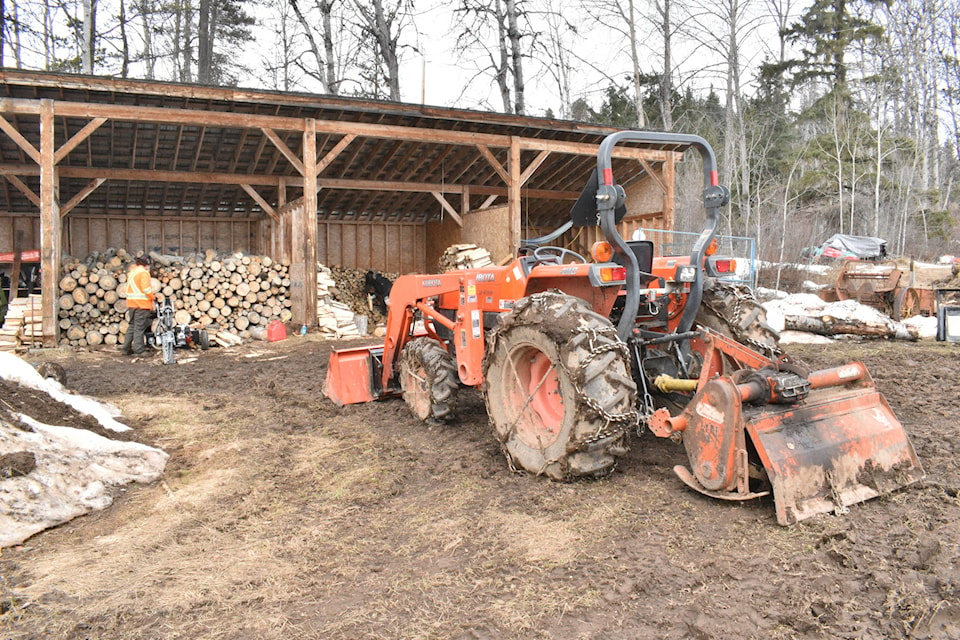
[[399, 337, 459, 422], [483, 292, 637, 480], [697, 282, 780, 356]]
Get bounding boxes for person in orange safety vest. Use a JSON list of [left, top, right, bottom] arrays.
[[121, 255, 155, 355]]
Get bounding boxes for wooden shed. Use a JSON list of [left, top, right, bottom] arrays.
[[0, 70, 683, 346]]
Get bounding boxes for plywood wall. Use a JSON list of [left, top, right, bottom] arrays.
[[318, 221, 427, 274], [63, 216, 259, 257], [0, 216, 41, 254], [463, 205, 512, 264]]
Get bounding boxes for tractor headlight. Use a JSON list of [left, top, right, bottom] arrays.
[[675, 265, 698, 283]]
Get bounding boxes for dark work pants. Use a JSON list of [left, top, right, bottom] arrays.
[[122, 308, 154, 354]]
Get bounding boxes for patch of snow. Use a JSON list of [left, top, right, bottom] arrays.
[[802, 280, 830, 291], [902, 314, 939, 340], [0, 352, 129, 432], [1, 415, 168, 547], [762, 294, 828, 333], [778, 330, 834, 344], [755, 287, 788, 301], [759, 260, 832, 276]]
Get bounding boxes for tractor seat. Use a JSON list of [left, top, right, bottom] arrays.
[[613, 240, 657, 286]]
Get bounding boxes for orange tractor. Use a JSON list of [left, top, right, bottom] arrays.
[[325, 131, 923, 525]]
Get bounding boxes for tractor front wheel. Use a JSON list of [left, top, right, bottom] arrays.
[[483, 292, 637, 480], [399, 337, 459, 422]]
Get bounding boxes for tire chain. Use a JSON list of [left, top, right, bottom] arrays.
[[700, 281, 783, 358], [486, 293, 639, 450], [558, 325, 641, 444]]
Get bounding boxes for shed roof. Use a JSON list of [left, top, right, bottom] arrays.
[[0, 70, 684, 228]]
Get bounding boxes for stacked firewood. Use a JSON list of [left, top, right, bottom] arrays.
[[57, 250, 292, 347], [438, 243, 494, 271], [0, 294, 42, 352], [327, 266, 396, 323], [317, 264, 363, 338]]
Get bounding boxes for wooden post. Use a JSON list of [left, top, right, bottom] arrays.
[[290, 119, 318, 328], [662, 152, 676, 231], [509, 136, 521, 253], [275, 177, 287, 259], [9, 230, 23, 302], [39, 99, 61, 347]]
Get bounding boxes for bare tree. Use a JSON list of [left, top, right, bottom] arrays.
[[289, 0, 344, 94], [350, 0, 412, 101], [581, 0, 648, 127], [454, 0, 532, 114]]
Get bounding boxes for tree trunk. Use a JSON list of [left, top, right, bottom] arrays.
[[181, 0, 194, 82], [784, 315, 917, 341], [495, 0, 511, 112], [321, 1, 339, 94], [140, 0, 155, 79], [119, 0, 129, 77], [505, 0, 524, 114], [82, 0, 96, 73], [660, 0, 673, 130], [197, 0, 212, 83], [628, 0, 645, 127]]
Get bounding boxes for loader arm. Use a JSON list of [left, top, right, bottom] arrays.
[[379, 271, 488, 390]]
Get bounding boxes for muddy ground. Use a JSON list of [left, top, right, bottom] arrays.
[[1, 336, 959, 639]]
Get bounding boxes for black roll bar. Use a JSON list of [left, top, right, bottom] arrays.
[[594, 131, 728, 344]]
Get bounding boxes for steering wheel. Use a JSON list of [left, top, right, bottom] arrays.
[[531, 246, 587, 266]]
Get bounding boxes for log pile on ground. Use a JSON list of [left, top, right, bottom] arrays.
[[57, 249, 292, 347], [439, 243, 494, 271], [763, 294, 919, 341]]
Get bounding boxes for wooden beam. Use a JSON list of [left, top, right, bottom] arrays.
[[54, 117, 107, 164], [509, 136, 521, 253], [39, 99, 60, 347], [261, 127, 305, 176], [240, 183, 280, 223], [480, 194, 499, 209], [431, 192, 463, 227], [316, 134, 355, 174], [638, 157, 667, 194], [519, 149, 551, 186], [6, 98, 514, 148], [4, 174, 40, 207], [476, 144, 509, 183], [519, 137, 670, 162], [0, 96, 685, 161], [0, 164, 278, 186], [0, 114, 40, 164], [60, 177, 106, 217], [0, 165, 582, 200]]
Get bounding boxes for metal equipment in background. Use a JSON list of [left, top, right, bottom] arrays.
[[324, 130, 924, 526], [146, 297, 210, 364]]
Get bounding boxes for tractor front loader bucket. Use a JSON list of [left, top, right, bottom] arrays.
[[650, 362, 924, 525], [323, 345, 387, 406]]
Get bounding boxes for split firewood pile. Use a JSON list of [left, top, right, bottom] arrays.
[[318, 265, 398, 338], [0, 294, 42, 352], [56, 248, 292, 347], [438, 244, 494, 271]]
